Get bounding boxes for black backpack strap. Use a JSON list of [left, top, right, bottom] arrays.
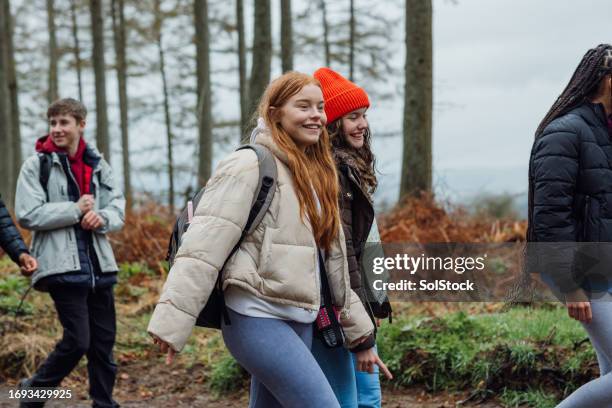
[[38, 153, 53, 201]]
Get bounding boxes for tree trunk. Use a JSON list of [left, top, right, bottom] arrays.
[[320, 0, 330, 67], [280, 0, 293, 72], [70, 0, 84, 102], [236, 0, 247, 140], [89, 0, 110, 160], [47, 0, 58, 104], [5, 0, 21, 196], [0, 0, 14, 207], [247, 0, 271, 123], [194, 0, 212, 187], [348, 0, 355, 81], [400, 0, 433, 200], [154, 0, 174, 212], [111, 0, 132, 209]]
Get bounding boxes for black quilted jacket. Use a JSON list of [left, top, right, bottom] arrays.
[[0, 195, 29, 263], [529, 102, 612, 292]]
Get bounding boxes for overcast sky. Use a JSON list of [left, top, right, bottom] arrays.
[[364, 0, 612, 206]]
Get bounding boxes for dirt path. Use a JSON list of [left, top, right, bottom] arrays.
[[1, 359, 503, 408]]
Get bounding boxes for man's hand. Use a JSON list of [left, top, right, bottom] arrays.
[[81, 211, 105, 230], [18, 253, 37, 276], [77, 194, 95, 214], [152, 335, 176, 365], [355, 348, 393, 379]]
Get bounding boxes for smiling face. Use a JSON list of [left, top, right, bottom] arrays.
[[48, 114, 85, 154], [340, 108, 368, 149], [273, 84, 327, 150]]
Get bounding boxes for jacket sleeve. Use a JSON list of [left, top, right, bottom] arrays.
[[147, 150, 259, 352], [531, 126, 580, 292], [15, 157, 82, 231], [341, 288, 375, 348], [0, 195, 29, 263], [96, 159, 125, 234]]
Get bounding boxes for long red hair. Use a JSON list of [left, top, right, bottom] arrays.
[[258, 72, 340, 251]]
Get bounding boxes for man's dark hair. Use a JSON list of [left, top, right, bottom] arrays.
[[535, 44, 612, 137], [47, 98, 87, 123]]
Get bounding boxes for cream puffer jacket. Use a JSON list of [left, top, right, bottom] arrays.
[[147, 131, 374, 352]]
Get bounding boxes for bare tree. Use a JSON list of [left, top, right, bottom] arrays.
[[4, 0, 21, 193], [348, 0, 355, 80], [89, 0, 110, 160], [280, 0, 293, 72], [400, 0, 432, 199], [70, 0, 84, 102], [236, 0, 247, 140], [0, 0, 14, 206], [154, 0, 175, 211], [247, 0, 271, 122], [194, 0, 212, 186], [47, 0, 58, 104], [111, 0, 132, 209], [320, 0, 330, 67]]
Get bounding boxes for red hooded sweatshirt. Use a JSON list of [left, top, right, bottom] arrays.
[[36, 135, 93, 196]]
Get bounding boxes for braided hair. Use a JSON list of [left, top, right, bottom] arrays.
[[535, 44, 612, 137]]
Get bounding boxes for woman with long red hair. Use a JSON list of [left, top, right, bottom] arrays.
[[148, 72, 375, 407]]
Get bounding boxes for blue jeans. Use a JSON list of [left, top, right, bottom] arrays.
[[311, 337, 382, 408], [222, 309, 340, 408]]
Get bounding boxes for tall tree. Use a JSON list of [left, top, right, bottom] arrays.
[[89, 0, 110, 160], [46, 0, 58, 103], [70, 0, 84, 102], [5, 0, 21, 193], [194, 0, 212, 187], [400, 0, 433, 199], [0, 0, 14, 206], [280, 0, 293, 72], [247, 0, 271, 122], [154, 0, 175, 211], [236, 0, 247, 140], [320, 0, 330, 67], [348, 0, 355, 80], [111, 0, 132, 209]]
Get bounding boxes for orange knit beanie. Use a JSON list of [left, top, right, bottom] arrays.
[[313, 67, 370, 124]]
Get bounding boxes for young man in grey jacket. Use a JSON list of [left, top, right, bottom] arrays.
[[15, 98, 125, 408]]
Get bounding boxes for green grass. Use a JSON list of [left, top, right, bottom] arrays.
[[500, 388, 557, 408], [377, 306, 596, 406]]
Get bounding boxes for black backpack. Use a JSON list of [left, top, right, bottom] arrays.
[[166, 144, 277, 329]]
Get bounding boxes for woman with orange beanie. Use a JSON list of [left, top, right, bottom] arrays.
[[148, 71, 376, 408], [312, 67, 393, 408]]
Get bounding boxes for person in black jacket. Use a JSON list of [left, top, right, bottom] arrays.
[[0, 195, 37, 275], [528, 44, 612, 407]]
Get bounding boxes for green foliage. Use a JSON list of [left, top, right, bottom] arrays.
[[0, 274, 32, 315], [500, 388, 557, 408], [377, 306, 594, 405], [118, 262, 155, 280], [208, 351, 248, 395]]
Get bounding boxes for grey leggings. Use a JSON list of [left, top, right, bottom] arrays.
[[556, 293, 612, 407], [221, 308, 340, 408]]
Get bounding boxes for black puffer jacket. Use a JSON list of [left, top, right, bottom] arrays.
[[0, 195, 29, 264], [529, 102, 612, 292]]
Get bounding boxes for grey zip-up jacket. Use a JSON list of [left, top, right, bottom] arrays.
[[15, 145, 125, 287]]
